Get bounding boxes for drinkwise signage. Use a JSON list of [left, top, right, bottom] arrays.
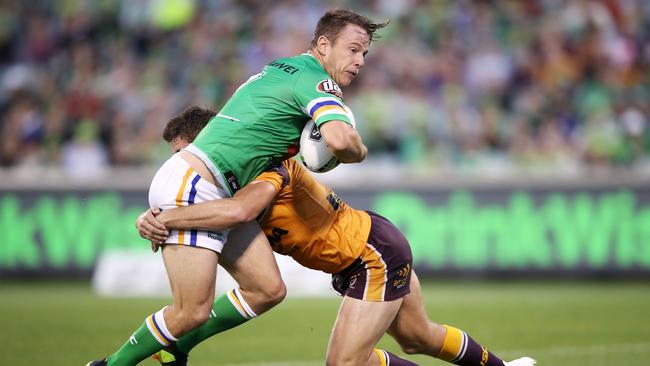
[[1, 185, 649, 278]]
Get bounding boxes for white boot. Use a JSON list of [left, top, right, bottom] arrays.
[[504, 357, 536, 366]]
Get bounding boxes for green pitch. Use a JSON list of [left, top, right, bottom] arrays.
[[1, 281, 649, 366]]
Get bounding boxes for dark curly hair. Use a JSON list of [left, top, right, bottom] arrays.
[[162, 106, 216, 143]]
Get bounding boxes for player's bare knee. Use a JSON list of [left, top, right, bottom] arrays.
[[241, 278, 286, 315], [398, 322, 445, 355], [325, 352, 362, 366], [397, 337, 427, 355], [191, 306, 212, 328], [174, 303, 212, 331], [270, 280, 287, 304], [392, 324, 437, 355], [261, 279, 287, 308]]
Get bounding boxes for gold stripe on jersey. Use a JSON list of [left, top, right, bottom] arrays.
[[174, 167, 194, 244], [362, 243, 387, 301], [312, 105, 348, 121]]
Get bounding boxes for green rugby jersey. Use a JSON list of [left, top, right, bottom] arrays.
[[188, 53, 355, 195]]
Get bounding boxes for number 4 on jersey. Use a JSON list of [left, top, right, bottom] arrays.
[[268, 227, 289, 247]]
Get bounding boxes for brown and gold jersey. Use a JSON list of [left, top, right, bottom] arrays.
[[253, 159, 371, 274]]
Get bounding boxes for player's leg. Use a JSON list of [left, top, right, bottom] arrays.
[[327, 211, 417, 366], [220, 219, 286, 313], [160, 245, 218, 334], [385, 272, 444, 357], [387, 272, 536, 366], [326, 296, 415, 366], [91, 153, 228, 366], [326, 296, 402, 365], [172, 220, 285, 355], [102, 245, 218, 366]]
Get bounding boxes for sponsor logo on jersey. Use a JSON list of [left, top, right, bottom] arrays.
[[327, 191, 341, 210], [317, 79, 343, 98], [208, 232, 223, 241], [393, 277, 408, 289], [397, 263, 411, 278], [268, 60, 301, 75], [393, 263, 411, 289], [224, 171, 240, 193], [349, 274, 358, 289], [480, 346, 489, 366]]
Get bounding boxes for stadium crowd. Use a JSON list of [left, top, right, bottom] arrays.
[[1, 0, 649, 177]]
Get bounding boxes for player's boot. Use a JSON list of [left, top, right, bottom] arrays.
[[504, 357, 537, 366], [152, 347, 188, 366], [85, 359, 107, 366]]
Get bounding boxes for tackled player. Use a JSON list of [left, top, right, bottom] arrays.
[[138, 106, 537, 366], [87, 9, 382, 366]]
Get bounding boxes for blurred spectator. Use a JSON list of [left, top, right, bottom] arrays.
[[61, 118, 109, 180], [0, 0, 648, 176], [1, 93, 46, 166]]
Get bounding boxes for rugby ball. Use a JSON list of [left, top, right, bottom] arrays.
[[299, 119, 340, 173]]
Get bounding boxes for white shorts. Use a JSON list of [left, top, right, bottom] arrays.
[[148, 154, 230, 253]]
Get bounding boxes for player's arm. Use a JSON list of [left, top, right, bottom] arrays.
[[319, 120, 367, 163], [162, 181, 277, 230], [296, 71, 366, 163], [136, 181, 277, 244]]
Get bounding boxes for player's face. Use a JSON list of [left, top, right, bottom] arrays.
[[322, 24, 370, 87], [170, 136, 190, 154]]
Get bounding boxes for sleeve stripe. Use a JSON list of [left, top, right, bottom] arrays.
[[313, 105, 348, 121], [313, 108, 350, 122], [305, 97, 344, 115], [308, 100, 344, 116]]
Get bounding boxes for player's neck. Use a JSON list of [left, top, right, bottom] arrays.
[[307, 49, 326, 67], [306, 49, 332, 78]]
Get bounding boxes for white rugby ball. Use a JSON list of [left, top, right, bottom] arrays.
[[298, 119, 340, 173]]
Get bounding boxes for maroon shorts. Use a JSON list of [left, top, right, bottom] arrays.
[[332, 211, 413, 302]]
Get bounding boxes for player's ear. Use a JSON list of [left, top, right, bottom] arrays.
[[316, 36, 329, 56]]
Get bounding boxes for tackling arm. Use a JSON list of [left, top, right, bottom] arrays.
[[157, 181, 278, 230], [319, 120, 367, 163]]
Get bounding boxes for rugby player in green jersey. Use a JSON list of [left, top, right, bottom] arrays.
[[87, 9, 388, 366]]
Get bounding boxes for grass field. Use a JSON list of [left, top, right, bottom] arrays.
[[2, 281, 650, 366]]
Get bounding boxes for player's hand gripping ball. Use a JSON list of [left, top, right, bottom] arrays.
[[298, 119, 340, 173]]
